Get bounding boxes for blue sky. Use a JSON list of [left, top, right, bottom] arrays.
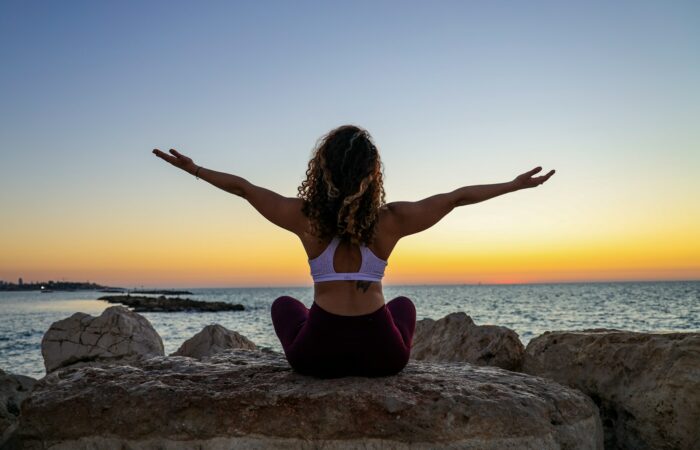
[[1, 1, 699, 286]]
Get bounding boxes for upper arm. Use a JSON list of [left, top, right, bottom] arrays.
[[383, 192, 457, 239], [242, 181, 306, 235]]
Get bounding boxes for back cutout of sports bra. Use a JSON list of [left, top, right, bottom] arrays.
[[308, 236, 387, 282]]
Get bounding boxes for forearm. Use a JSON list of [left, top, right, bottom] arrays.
[[193, 165, 250, 197], [451, 181, 519, 206]]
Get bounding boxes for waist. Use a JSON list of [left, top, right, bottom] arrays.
[[309, 301, 388, 325], [313, 281, 385, 315]]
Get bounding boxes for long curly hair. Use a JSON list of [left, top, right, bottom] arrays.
[[297, 124, 386, 246]]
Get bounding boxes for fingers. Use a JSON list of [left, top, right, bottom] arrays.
[[523, 167, 554, 183], [169, 148, 193, 163], [535, 170, 556, 185], [526, 166, 542, 176], [152, 148, 176, 164]]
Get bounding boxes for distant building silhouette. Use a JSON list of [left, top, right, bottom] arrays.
[[18, 277, 23, 286]]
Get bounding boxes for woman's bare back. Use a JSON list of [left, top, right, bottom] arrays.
[[299, 207, 398, 316]]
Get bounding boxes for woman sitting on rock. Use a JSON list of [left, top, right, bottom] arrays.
[[153, 124, 555, 378]]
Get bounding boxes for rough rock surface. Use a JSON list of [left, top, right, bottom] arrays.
[[41, 305, 165, 373], [0, 369, 36, 447], [522, 330, 700, 450], [9, 349, 603, 450], [410, 312, 525, 371], [98, 294, 245, 312], [170, 324, 257, 358]]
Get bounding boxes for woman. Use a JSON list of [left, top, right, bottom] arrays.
[[153, 124, 555, 378]]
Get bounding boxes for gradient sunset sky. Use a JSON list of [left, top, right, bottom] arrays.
[[1, 1, 698, 288]]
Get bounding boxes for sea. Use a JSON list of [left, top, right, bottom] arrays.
[[1, 281, 698, 379]]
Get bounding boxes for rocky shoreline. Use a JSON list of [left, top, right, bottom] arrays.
[[1, 306, 697, 449], [98, 294, 245, 312]]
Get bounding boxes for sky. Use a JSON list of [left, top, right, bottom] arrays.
[[1, 0, 698, 288]]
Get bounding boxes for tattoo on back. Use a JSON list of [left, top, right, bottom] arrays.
[[356, 281, 372, 293]]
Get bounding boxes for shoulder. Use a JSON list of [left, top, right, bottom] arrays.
[[373, 203, 402, 242], [377, 202, 399, 225], [377, 203, 394, 218]]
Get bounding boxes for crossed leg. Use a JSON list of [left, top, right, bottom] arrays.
[[270, 295, 309, 353], [271, 294, 417, 355], [386, 296, 417, 349]]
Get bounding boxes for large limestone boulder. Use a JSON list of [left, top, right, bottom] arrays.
[[0, 369, 36, 447], [41, 305, 165, 373], [170, 324, 257, 358], [522, 330, 700, 450], [410, 312, 525, 371], [10, 349, 603, 449]]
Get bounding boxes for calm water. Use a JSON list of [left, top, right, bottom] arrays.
[[1, 281, 698, 379]]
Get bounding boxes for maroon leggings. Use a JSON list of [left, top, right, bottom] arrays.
[[271, 296, 416, 378]]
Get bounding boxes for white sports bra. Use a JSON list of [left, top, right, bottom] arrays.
[[308, 236, 388, 282]]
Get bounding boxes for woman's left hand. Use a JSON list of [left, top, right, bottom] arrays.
[[512, 166, 556, 190], [152, 148, 197, 174]]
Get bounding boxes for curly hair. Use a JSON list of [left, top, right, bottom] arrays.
[[297, 124, 386, 246]]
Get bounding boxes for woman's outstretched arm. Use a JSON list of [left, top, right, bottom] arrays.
[[152, 148, 306, 234], [383, 166, 555, 239]]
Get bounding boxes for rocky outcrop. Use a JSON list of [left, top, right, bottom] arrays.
[[40, 305, 165, 373], [522, 330, 700, 450], [410, 312, 525, 371], [9, 349, 602, 449], [171, 324, 257, 358], [98, 294, 244, 312], [0, 369, 36, 447], [127, 289, 193, 295]]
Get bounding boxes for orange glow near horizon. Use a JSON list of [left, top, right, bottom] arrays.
[[2, 214, 698, 288], [2, 128, 699, 289]]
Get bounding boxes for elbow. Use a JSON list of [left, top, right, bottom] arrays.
[[455, 198, 478, 207], [229, 179, 250, 198], [451, 192, 475, 208]]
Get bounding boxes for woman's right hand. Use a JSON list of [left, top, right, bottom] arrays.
[[152, 148, 197, 174]]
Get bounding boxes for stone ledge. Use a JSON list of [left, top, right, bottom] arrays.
[[29, 430, 603, 450], [10, 349, 603, 450]]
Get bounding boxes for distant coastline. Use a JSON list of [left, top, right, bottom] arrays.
[[0, 280, 193, 295], [0, 280, 109, 292]]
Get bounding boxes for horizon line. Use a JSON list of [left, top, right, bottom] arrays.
[[3, 277, 699, 290], [187, 278, 700, 289], [89, 278, 700, 290]]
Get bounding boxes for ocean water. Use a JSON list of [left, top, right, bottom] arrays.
[[0, 281, 698, 379]]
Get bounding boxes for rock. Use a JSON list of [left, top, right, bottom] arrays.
[[40, 305, 165, 373], [98, 294, 245, 312], [171, 324, 257, 358], [0, 369, 36, 447], [522, 330, 700, 450], [410, 312, 525, 371], [128, 289, 193, 295], [10, 349, 603, 449]]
